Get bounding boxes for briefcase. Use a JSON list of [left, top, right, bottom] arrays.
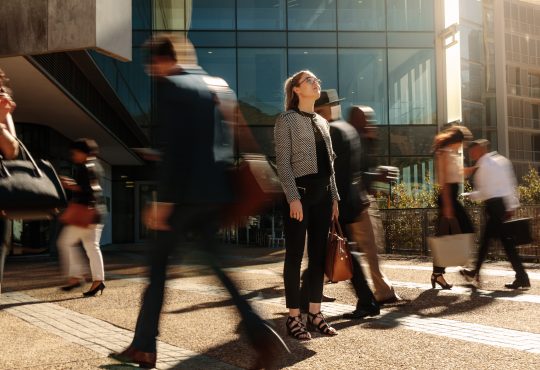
[[504, 218, 532, 246]]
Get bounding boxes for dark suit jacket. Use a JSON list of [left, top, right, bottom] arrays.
[[329, 120, 365, 224], [155, 68, 232, 205]]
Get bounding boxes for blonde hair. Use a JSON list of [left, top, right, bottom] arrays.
[[284, 70, 311, 111]]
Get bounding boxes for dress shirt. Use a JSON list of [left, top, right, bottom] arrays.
[[469, 152, 519, 211]]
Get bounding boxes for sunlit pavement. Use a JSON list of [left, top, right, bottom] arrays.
[[1, 245, 539, 369]]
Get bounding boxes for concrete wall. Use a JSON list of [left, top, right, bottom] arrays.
[[0, 0, 131, 61]]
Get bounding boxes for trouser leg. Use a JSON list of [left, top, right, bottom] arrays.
[[80, 225, 105, 281], [283, 203, 308, 309], [57, 226, 86, 278], [350, 211, 395, 301]]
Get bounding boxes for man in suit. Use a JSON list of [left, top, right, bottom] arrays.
[[313, 90, 380, 319], [461, 139, 531, 289], [110, 35, 288, 369]]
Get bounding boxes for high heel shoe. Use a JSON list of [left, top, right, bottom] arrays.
[[83, 282, 105, 297], [431, 273, 452, 290]]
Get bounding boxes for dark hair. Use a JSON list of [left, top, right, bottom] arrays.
[[284, 70, 311, 111], [433, 126, 473, 151], [70, 138, 99, 156], [143, 35, 177, 62]]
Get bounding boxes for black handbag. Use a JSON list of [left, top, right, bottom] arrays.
[[504, 218, 533, 246], [0, 138, 67, 220]]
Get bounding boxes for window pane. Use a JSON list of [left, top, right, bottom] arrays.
[[190, 0, 235, 30], [287, 0, 336, 31], [196, 48, 237, 92], [288, 49, 338, 93], [388, 49, 436, 124], [337, 0, 385, 31], [238, 49, 287, 120], [133, 0, 152, 29], [339, 49, 387, 124], [237, 0, 286, 30], [154, 0, 185, 30], [387, 0, 434, 31], [389, 126, 437, 156], [460, 24, 485, 62]]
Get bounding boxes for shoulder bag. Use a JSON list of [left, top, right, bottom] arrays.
[[0, 138, 67, 220]]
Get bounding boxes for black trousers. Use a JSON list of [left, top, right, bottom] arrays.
[[300, 223, 376, 309], [283, 182, 332, 309], [474, 197, 528, 280], [131, 205, 264, 353]]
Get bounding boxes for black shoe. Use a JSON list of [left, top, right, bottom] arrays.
[[504, 279, 531, 289], [343, 302, 380, 320], [459, 268, 477, 282], [83, 282, 105, 297], [376, 294, 402, 306], [322, 294, 336, 302], [431, 273, 452, 289], [60, 282, 82, 292]]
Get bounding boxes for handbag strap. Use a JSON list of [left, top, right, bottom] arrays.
[[0, 137, 42, 178], [333, 219, 345, 238]]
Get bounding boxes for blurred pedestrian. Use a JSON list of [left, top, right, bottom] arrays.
[[461, 139, 530, 289], [431, 126, 474, 289], [111, 35, 288, 369], [348, 106, 401, 305], [0, 68, 18, 294], [275, 71, 340, 340], [57, 138, 106, 297], [313, 91, 381, 319]]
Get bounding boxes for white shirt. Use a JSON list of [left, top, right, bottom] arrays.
[[469, 152, 519, 211]]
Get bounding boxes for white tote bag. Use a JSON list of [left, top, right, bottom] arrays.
[[429, 233, 474, 267], [429, 218, 473, 267]]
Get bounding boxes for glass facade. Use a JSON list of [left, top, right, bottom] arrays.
[[176, 0, 437, 187], [459, 0, 498, 152], [504, 0, 540, 178]]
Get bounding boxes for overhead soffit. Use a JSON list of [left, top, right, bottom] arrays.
[[0, 56, 142, 165]]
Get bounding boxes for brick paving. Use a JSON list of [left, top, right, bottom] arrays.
[[0, 292, 240, 370]]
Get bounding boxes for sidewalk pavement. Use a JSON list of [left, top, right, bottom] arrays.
[[1, 245, 539, 369]]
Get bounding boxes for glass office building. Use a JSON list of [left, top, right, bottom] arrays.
[[147, 0, 439, 189]]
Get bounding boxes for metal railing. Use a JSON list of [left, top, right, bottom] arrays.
[[222, 206, 540, 262]]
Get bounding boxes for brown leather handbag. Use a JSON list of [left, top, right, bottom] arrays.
[[325, 219, 354, 283], [59, 202, 96, 228]]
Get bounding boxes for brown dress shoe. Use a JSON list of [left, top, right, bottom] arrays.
[[109, 346, 157, 369]]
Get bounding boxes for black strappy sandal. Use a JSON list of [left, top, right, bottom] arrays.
[[286, 315, 311, 340], [307, 312, 338, 336]]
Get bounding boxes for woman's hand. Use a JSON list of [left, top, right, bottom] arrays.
[[0, 93, 16, 120], [289, 199, 303, 222], [331, 200, 339, 221]]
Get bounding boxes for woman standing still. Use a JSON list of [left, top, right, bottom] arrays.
[[274, 70, 340, 340], [432, 126, 474, 289], [58, 139, 107, 297]]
